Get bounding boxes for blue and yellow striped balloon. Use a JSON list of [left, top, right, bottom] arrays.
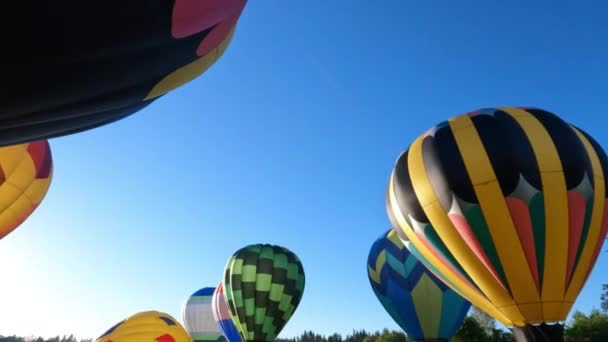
[[367, 228, 471, 341]]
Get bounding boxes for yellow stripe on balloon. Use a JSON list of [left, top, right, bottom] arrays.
[[388, 174, 512, 325], [450, 113, 541, 322], [562, 127, 606, 317], [368, 250, 386, 284], [0, 144, 29, 176], [0, 183, 23, 213], [387, 229, 403, 247], [407, 133, 524, 322], [145, 26, 236, 100], [412, 274, 442, 337], [500, 107, 569, 322], [24, 177, 53, 203]]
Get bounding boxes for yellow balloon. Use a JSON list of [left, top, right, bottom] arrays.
[[0, 140, 53, 239], [386, 107, 608, 341], [96, 311, 192, 342]]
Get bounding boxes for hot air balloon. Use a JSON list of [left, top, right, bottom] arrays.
[[368, 228, 471, 341], [223, 244, 305, 341], [386, 107, 608, 342], [0, 140, 53, 239], [183, 287, 223, 341], [212, 283, 242, 342], [96, 310, 192, 342], [0, 0, 248, 147]]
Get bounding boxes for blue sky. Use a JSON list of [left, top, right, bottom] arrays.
[[1, 1, 607, 339]]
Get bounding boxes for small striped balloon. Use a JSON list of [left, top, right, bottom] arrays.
[[212, 283, 242, 342], [182, 287, 223, 341]]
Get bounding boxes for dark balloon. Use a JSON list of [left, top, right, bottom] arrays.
[[0, 0, 247, 147]]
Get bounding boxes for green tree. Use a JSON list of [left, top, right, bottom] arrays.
[[327, 333, 343, 342], [565, 309, 608, 342], [471, 306, 496, 335], [452, 316, 491, 342], [601, 284, 608, 313], [362, 329, 408, 342]]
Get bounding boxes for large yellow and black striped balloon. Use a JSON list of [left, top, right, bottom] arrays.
[[386, 107, 608, 329], [0, 140, 53, 239]]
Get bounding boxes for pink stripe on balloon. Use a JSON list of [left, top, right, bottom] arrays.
[[505, 197, 539, 291], [448, 213, 508, 292], [196, 14, 239, 56], [416, 231, 484, 297], [213, 283, 232, 320], [171, 0, 247, 38]]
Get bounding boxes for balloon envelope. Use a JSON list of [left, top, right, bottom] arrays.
[[96, 310, 191, 342], [183, 287, 223, 341], [386, 107, 608, 337], [0, 0, 247, 147], [368, 228, 471, 341], [212, 283, 242, 342], [0, 140, 53, 239], [223, 244, 305, 341]]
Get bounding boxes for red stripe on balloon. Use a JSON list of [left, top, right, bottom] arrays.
[[416, 231, 485, 298], [155, 334, 175, 342], [196, 14, 240, 56], [506, 197, 540, 291], [448, 213, 508, 292], [27, 140, 52, 179], [171, 0, 246, 38]]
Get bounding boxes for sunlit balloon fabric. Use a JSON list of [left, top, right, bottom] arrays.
[[386, 107, 608, 329], [368, 228, 471, 341], [223, 244, 306, 341], [0, 140, 53, 239], [96, 310, 191, 342], [0, 0, 247, 147], [212, 283, 242, 342], [183, 287, 223, 341]]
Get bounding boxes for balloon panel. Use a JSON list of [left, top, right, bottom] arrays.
[[387, 107, 608, 326], [368, 229, 471, 340], [0, 140, 53, 239]]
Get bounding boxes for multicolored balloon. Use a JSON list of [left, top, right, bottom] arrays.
[[0, 140, 53, 239], [386, 107, 608, 341], [223, 244, 305, 341], [212, 283, 242, 342], [183, 287, 223, 341], [0, 0, 248, 147], [368, 228, 471, 341], [96, 310, 191, 342]]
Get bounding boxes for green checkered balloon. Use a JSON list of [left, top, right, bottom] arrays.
[[223, 244, 305, 341]]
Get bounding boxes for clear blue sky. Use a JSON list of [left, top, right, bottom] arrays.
[[1, 1, 607, 339]]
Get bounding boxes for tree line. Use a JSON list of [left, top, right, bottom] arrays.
[[2, 285, 608, 342]]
